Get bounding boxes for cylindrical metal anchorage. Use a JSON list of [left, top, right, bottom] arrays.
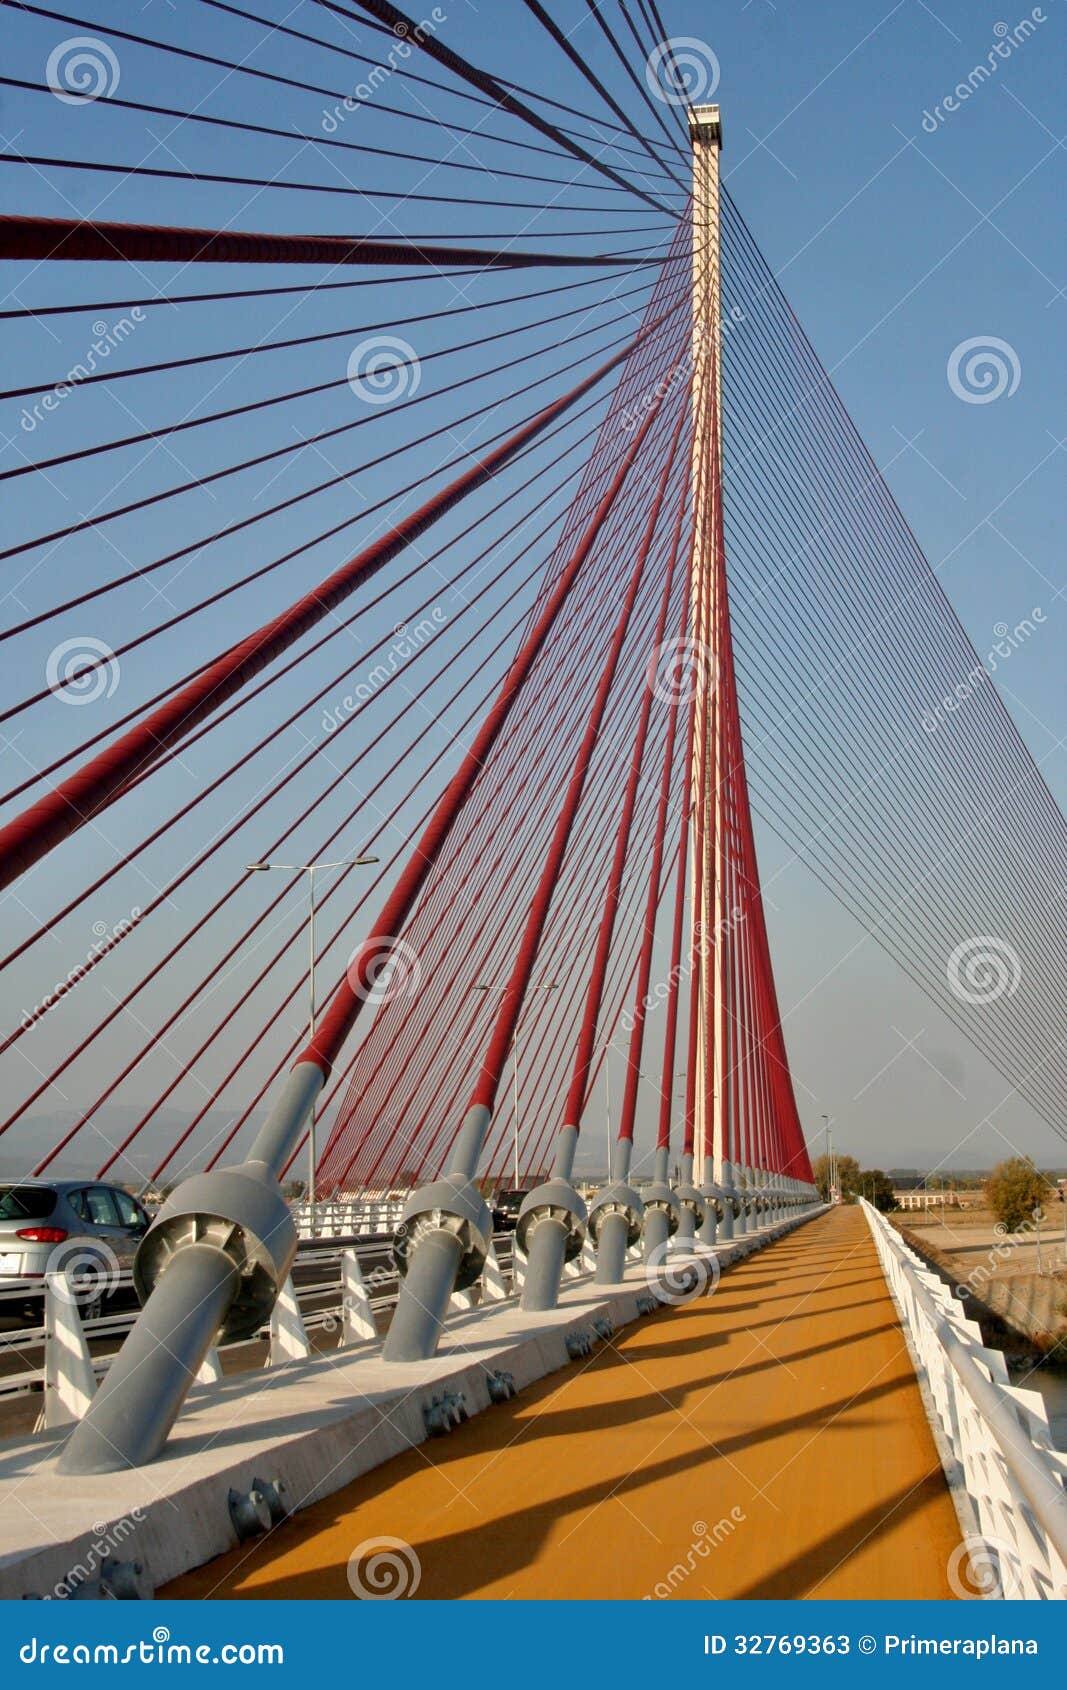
[[58, 1242, 239, 1474], [700, 1153, 721, 1244], [717, 1159, 736, 1241], [674, 1155, 702, 1242], [640, 1181, 681, 1269], [382, 1228, 466, 1363], [589, 1178, 643, 1285], [518, 1166, 586, 1313], [735, 1169, 751, 1236], [59, 1071, 311, 1473], [594, 1211, 631, 1284], [381, 1112, 493, 1363], [643, 1205, 672, 1263], [521, 1216, 571, 1311]]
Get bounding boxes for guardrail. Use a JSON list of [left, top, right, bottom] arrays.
[[292, 1199, 407, 1239], [0, 1230, 518, 1410], [861, 1198, 1067, 1599]]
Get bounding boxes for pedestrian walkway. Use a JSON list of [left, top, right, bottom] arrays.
[[167, 1209, 961, 1599]]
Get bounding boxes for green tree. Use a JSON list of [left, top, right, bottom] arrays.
[[861, 1169, 898, 1212], [984, 1157, 1049, 1232], [812, 1153, 861, 1202]]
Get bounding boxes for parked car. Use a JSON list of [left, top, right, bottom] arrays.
[[491, 1190, 527, 1233], [0, 1181, 151, 1322]]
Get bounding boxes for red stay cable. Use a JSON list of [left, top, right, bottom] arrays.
[[0, 319, 667, 893]]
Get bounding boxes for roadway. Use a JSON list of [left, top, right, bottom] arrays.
[[167, 1207, 962, 1600]]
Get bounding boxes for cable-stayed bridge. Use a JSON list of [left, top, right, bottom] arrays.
[[0, 0, 1064, 1602]]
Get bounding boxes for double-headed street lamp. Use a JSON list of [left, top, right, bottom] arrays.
[[471, 980, 559, 1191], [245, 855, 378, 1211]]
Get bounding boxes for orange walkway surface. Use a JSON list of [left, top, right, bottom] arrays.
[[167, 1209, 961, 1600]]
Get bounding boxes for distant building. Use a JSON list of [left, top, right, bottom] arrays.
[[893, 1187, 982, 1211]]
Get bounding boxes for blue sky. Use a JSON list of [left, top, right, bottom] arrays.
[[0, 0, 1064, 1182]]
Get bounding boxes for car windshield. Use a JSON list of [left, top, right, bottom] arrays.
[[0, 1186, 57, 1221]]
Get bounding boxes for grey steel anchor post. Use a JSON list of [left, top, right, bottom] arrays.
[[699, 1153, 723, 1245], [640, 1145, 681, 1266], [60, 1062, 321, 1473], [674, 1151, 706, 1244], [590, 1136, 644, 1285], [717, 1157, 738, 1241], [519, 1125, 587, 1311], [382, 1101, 494, 1362]]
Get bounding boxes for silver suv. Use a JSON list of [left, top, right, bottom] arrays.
[[0, 1181, 151, 1317]]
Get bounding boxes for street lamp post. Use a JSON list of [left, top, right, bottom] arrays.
[[821, 1113, 834, 1204], [246, 855, 378, 1218]]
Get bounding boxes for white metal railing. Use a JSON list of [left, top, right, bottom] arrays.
[[292, 1198, 407, 1239], [0, 1230, 518, 1408], [862, 1199, 1067, 1599]]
